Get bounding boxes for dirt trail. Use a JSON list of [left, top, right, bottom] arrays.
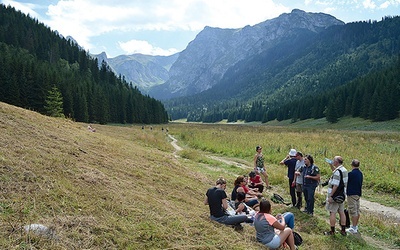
[[169, 135, 400, 249]]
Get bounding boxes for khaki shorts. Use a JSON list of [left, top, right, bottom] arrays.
[[347, 195, 360, 217], [326, 198, 345, 213]]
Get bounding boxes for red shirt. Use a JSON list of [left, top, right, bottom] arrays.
[[250, 175, 262, 185]]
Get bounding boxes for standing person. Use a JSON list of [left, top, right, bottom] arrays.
[[346, 159, 363, 234], [248, 170, 264, 193], [324, 156, 348, 236], [253, 146, 270, 189], [254, 200, 296, 250], [280, 149, 298, 207], [294, 151, 305, 210], [302, 155, 320, 216], [204, 177, 248, 230]]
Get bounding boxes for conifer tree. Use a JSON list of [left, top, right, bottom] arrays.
[[44, 85, 64, 117]]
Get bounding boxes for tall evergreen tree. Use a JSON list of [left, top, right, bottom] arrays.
[[44, 85, 64, 117]]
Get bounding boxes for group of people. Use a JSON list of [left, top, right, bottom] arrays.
[[204, 146, 363, 249]]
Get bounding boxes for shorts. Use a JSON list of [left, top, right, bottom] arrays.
[[255, 167, 266, 174], [264, 234, 280, 249], [326, 198, 345, 213], [347, 195, 360, 217], [295, 183, 303, 192]]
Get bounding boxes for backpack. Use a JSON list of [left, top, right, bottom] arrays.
[[293, 231, 303, 246], [271, 193, 291, 206]]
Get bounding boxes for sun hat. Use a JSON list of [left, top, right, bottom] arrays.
[[289, 149, 297, 157]]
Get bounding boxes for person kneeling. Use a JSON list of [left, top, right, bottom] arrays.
[[254, 200, 296, 250]]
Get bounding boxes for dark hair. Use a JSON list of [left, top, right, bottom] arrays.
[[237, 192, 246, 202], [216, 177, 226, 185], [259, 200, 271, 213], [296, 151, 303, 157], [305, 154, 314, 165], [351, 159, 360, 167], [234, 176, 245, 186], [249, 171, 256, 178], [256, 145, 262, 151]]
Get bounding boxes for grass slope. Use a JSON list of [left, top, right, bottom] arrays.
[[1, 102, 398, 249]]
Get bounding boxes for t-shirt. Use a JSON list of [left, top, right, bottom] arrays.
[[284, 157, 297, 180], [295, 159, 305, 184], [250, 175, 262, 185], [347, 168, 363, 196], [254, 213, 277, 244], [206, 187, 227, 218]]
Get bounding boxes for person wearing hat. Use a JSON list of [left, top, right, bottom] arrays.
[[280, 149, 298, 207], [253, 146, 269, 189]]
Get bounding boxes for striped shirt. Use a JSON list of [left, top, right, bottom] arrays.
[[327, 165, 348, 197]]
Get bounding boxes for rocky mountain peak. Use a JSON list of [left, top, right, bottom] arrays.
[[149, 9, 344, 100]]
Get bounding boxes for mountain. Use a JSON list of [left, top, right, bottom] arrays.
[[157, 11, 400, 122], [93, 52, 179, 93], [149, 9, 344, 100]]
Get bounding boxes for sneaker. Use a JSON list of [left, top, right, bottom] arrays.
[[340, 230, 347, 236], [324, 231, 335, 236], [346, 227, 358, 234]]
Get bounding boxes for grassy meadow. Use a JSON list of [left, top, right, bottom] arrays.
[[1, 101, 399, 249]]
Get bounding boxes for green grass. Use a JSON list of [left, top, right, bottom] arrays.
[[1, 101, 399, 249]]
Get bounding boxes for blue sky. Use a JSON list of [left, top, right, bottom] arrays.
[[2, 0, 399, 58]]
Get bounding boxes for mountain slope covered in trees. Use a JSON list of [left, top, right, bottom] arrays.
[[0, 4, 168, 124], [164, 16, 400, 123]]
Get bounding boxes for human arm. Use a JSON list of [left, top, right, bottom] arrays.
[[221, 198, 228, 210], [204, 196, 208, 205], [272, 214, 286, 230], [235, 203, 245, 214], [279, 155, 289, 165]]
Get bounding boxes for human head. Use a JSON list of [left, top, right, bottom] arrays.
[[351, 159, 360, 168], [333, 156, 343, 166], [215, 177, 226, 189], [249, 171, 256, 178], [256, 145, 262, 152], [237, 192, 246, 202], [304, 154, 314, 165], [259, 200, 272, 213], [234, 176, 246, 186], [216, 177, 226, 187], [289, 148, 297, 157], [296, 151, 303, 159]]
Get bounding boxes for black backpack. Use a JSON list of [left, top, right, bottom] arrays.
[[293, 231, 303, 246]]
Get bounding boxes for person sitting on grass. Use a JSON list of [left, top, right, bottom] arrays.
[[254, 200, 296, 250], [231, 175, 260, 210], [204, 177, 248, 230], [248, 170, 264, 193], [235, 192, 255, 223]]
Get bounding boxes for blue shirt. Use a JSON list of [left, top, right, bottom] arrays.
[[346, 168, 363, 196]]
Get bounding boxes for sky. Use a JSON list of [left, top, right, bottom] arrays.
[[2, 0, 400, 58]]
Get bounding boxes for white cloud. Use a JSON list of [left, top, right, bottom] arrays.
[[118, 39, 179, 56], [1, 0, 39, 18], [363, 0, 377, 9]]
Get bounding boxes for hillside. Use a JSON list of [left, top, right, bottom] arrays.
[[0, 102, 218, 249], [2, 102, 400, 249]]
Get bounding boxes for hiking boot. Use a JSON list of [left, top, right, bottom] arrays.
[[340, 230, 347, 236], [324, 231, 335, 236]]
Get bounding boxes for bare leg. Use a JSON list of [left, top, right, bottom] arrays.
[[278, 228, 296, 250]]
